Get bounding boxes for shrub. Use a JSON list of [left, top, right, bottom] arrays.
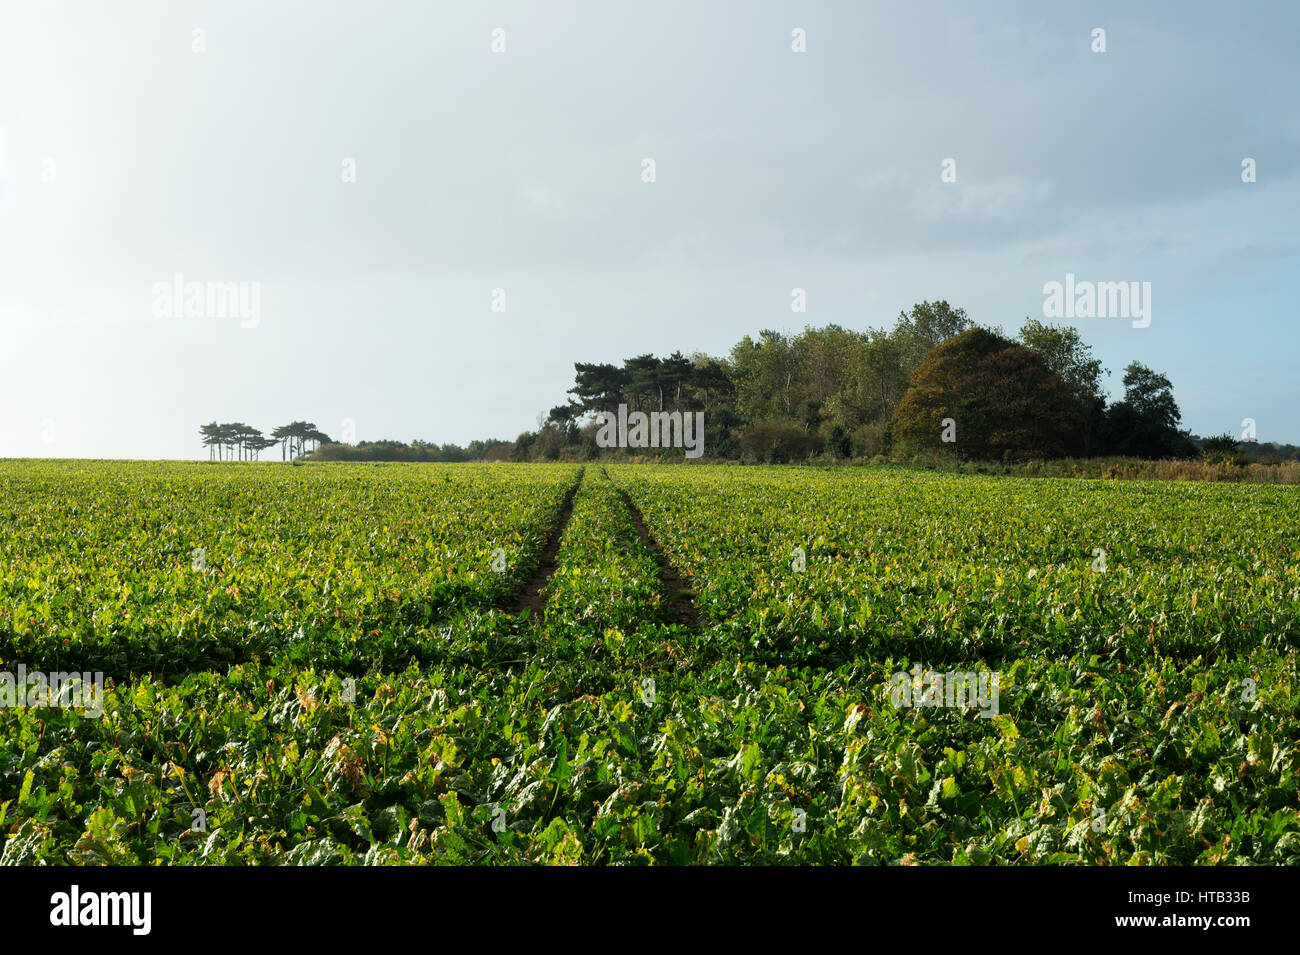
[[851, 421, 889, 458], [1202, 433, 1244, 467], [737, 420, 823, 463]]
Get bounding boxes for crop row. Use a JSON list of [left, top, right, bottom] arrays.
[[4, 645, 1296, 864], [0, 461, 580, 674], [608, 464, 1300, 664]]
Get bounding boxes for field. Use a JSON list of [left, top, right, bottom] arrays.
[[1, 460, 1298, 865]]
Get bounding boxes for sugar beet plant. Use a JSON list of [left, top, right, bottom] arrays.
[[609, 464, 1300, 666], [0, 461, 577, 674], [0, 461, 1298, 864]]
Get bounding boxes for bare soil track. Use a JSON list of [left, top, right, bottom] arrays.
[[511, 469, 583, 616], [611, 479, 699, 630]]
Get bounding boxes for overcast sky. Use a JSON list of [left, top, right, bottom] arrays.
[[1, 0, 1296, 458]]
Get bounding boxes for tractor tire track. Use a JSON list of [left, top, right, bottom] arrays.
[[511, 468, 584, 616], [608, 473, 699, 629]]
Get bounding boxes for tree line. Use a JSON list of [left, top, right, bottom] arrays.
[[196, 302, 1295, 466], [199, 421, 331, 461], [197, 422, 511, 463], [311, 439, 510, 463], [511, 301, 1291, 464]]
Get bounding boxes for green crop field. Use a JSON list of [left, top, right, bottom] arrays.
[[1, 460, 1298, 865]]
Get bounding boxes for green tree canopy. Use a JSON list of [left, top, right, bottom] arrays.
[[892, 327, 1086, 458]]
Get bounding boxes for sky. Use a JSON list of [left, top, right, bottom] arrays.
[[0, 0, 1296, 458]]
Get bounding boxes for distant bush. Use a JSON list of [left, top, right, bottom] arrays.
[[1201, 433, 1245, 467], [866, 452, 1300, 485], [851, 421, 889, 458], [312, 440, 509, 463], [823, 423, 852, 458], [738, 420, 823, 463]]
